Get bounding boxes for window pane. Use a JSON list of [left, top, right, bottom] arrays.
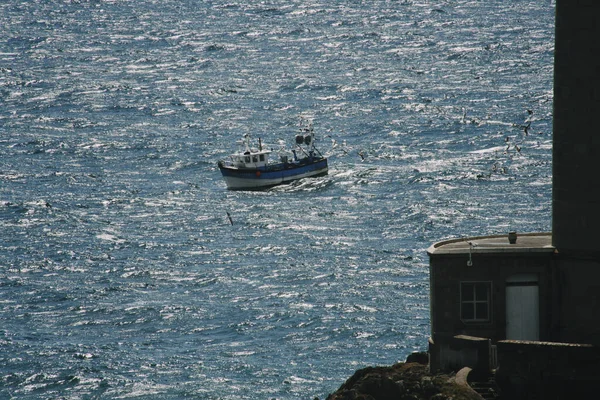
[[475, 283, 489, 301], [475, 302, 488, 320], [461, 302, 474, 320], [462, 283, 474, 301]]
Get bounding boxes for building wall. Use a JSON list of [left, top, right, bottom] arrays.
[[429, 252, 554, 343], [554, 257, 600, 346], [552, 1, 600, 254], [496, 340, 600, 400], [430, 251, 600, 348]]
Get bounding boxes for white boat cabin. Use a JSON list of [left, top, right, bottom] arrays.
[[230, 134, 272, 169], [231, 149, 271, 169]]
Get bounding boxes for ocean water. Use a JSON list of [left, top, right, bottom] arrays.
[[1, 1, 554, 399]]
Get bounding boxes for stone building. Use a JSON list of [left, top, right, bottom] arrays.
[[426, 2, 600, 398]]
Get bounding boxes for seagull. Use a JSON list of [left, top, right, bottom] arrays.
[[522, 109, 533, 135]]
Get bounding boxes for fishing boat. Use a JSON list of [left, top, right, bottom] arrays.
[[217, 123, 328, 190]]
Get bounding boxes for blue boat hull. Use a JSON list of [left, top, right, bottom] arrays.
[[219, 158, 328, 190]]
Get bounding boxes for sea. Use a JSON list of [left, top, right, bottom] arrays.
[[1, 1, 555, 399]]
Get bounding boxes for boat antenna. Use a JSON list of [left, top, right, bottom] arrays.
[[243, 134, 251, 152], [258, 137, 262, 151]]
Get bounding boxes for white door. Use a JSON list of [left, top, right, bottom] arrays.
[[506, 274, 539, 341]]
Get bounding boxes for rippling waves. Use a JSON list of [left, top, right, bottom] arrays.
[[1, 1, 553, 399]]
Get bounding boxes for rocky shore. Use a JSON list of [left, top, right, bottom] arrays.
[[323, 353, 482, 400]]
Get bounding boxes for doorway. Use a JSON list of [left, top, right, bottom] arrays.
[[506, 274, 539, 340]]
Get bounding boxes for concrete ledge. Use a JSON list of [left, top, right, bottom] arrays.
[[429, 334, 492, 374], [453, 367, 485, 400], [454, 366, 472, 387], [428, 232, 553, 255]]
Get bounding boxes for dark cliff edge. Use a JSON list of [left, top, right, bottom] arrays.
[[323, 353, 482, 400]]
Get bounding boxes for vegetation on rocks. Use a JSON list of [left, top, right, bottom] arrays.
[[324, 356, 482, 400]]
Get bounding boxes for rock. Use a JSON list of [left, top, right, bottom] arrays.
[[406, 352, 429, 365], [326, 362, 482, 400], [430, 394, 453, 400]]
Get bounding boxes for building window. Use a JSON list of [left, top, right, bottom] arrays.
[[460, 282, 491, 322]]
